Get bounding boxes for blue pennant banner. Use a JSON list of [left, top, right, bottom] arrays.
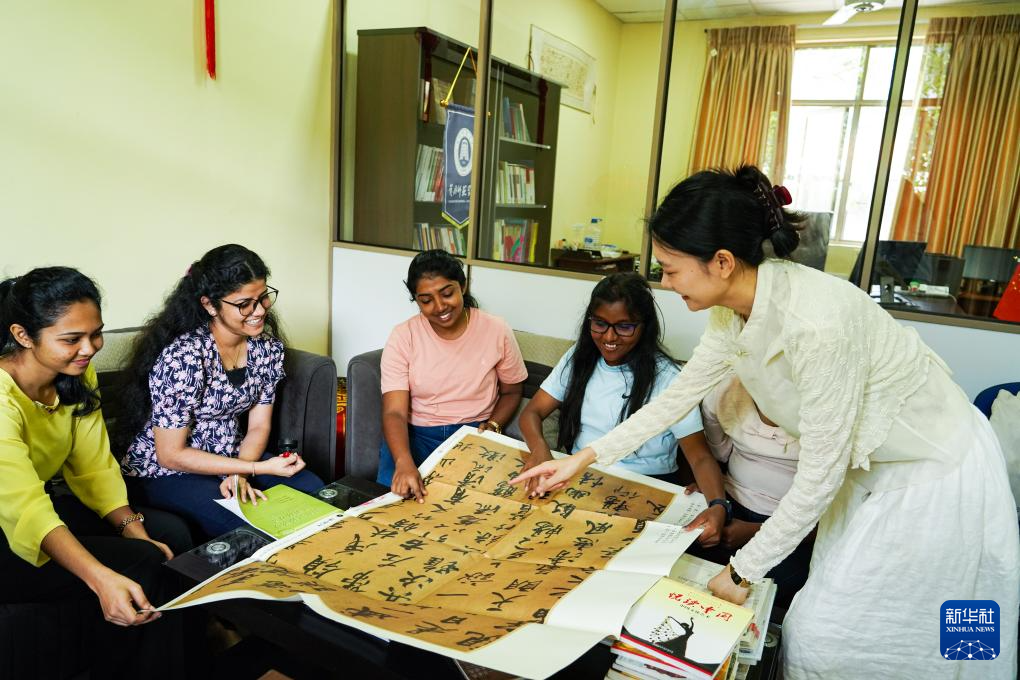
[[442, 103, 474, 228]]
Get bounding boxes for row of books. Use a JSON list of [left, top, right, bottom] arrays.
[[501, 96, 531, 142], [419, 77, 452, 125], [493, 218, 539, 263], [413, 222, 465, 256], [496, 161, 536, 205], [606, 555, 777, 680], [414, 144, 444, 202]]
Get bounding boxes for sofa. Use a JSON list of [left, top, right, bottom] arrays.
[[345, 329, 574, 482], [0, 328, 339, 679]]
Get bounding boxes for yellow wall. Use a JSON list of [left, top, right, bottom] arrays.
[[603, 22, 663, 251], [0, 0, 334, 353]]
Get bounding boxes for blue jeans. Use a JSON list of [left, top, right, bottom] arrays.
[[376, 422, 482, 486], [129, 452, 324, 541]]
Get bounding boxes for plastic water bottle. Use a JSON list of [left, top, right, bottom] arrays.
[[583, 218, 603, 251]]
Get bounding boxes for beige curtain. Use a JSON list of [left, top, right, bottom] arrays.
[[891, 14, 1020, 255], [689, 25, 795, 181]]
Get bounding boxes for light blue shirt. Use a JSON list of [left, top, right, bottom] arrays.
[[541, 345, 703, 475]]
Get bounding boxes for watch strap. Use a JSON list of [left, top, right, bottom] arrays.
[[707, 497, 733, 525], [729, 563, 751, 588]]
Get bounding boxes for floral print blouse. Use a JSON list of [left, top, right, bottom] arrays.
[[121, 325, 285, 478]]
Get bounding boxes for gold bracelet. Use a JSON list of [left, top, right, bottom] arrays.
[[486, 420, 502, 434], [117, 512, 145, 535]]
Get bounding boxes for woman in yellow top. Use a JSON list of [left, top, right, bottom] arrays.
[[0, 267, 191, 679]]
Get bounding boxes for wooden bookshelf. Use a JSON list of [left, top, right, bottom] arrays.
[[352, 27, 560, 263]]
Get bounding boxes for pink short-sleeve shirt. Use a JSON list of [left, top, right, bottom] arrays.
[[380, 309, 528, 426]]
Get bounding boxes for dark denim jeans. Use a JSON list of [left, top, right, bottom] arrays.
[[376, 421, 482, 486]]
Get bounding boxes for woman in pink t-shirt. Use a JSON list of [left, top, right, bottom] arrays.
[[378, 250, 528, 501]]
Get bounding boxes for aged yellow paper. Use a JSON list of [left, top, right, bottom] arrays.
[[163, 428, 706, 679]]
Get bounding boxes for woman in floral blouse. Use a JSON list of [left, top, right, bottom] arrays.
[[118, 244, 323, 539]]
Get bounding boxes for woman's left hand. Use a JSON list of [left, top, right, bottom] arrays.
[[708, 565, 750, 605], [684, 505, 726, 547], [120, 521, 174, 561], [219, 474, 267, 506]]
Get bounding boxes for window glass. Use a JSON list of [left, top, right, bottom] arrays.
[[872, 6, 1020, 325], [652, 4, 905, 283], [475, 2, 663, 273], [338, 1, 481, 254], [790, 47, 863, 100]]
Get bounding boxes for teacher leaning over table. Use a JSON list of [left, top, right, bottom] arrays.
[[512, 165, 1019, 679]]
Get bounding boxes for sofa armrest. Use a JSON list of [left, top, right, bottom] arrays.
[[345, 349, 384, 481], [272, 349, 338, 482]]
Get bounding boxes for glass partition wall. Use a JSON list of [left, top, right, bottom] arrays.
[[335, 0, 1020, 331]]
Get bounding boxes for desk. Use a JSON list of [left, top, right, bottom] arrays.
[[165, 477, 782, 679], [868, 286, 964, 315], [551, 249, 636, 274]]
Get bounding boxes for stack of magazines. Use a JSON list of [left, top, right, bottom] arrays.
[[606, 555, 778, 680], [668, 555, 777, 667]]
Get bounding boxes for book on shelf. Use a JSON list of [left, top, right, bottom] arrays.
[[431, 77, 452, 125], [419, 78, 430, 122], [414, 144, 444, 202], [501, 97, 531, 142], [496, 161, 536, 205], [414, 222, 465, 256], [493, 217, 538, 263], [668, 555, 776, 664], [612, 577, 753, 680]]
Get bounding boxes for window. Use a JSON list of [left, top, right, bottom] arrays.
[[783, 45, 922, 245]]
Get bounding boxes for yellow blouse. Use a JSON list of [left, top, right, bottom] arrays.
[[0, 364, 129, 566]]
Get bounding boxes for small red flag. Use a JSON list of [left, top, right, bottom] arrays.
[[205, 0, 216, 79], [993, 262, 1020, 322]]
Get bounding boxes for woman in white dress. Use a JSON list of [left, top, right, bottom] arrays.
[[513, 165, 1019, 679]]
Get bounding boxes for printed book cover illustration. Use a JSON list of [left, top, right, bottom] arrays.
[[618, 577, 753, 680]]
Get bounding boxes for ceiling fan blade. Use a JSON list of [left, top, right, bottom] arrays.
[[823, 5, 859, 25]]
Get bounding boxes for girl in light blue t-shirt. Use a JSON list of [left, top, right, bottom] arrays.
[[518, 273, 728, 546]]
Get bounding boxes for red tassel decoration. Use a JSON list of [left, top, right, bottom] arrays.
[[204, 0, 216, 79]]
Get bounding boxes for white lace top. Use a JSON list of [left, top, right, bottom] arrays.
[[590, 259, 961, 580]]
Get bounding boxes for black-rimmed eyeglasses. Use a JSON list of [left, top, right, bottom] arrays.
[[588, 316, 641, 337], [220, 287, 278, 317]]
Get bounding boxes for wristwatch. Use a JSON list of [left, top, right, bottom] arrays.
[[729, 564, 751, 589], [486, 420, 502, 434], [708, 498, 733, 525]]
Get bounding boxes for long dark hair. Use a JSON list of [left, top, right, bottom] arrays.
[[404, 250, 478, 308], [651, 165, 805, 264], [0, 267, 103, 416], [556, 273, 676, 453], [114, 244, 285, 451]]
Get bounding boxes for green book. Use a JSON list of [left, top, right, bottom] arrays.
[[236, 484, 340, 539]]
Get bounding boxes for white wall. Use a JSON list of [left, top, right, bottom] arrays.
[[333, 247, 1018, 399], [901, 320, 1020, 399], [332, 248, 416, 371]]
